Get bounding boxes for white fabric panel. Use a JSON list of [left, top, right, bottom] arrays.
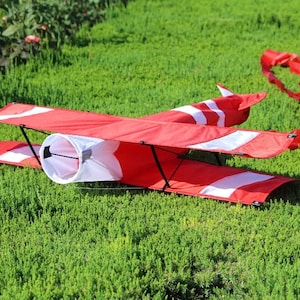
[[200, 171, 274, 198], [45, 136, 79, 180], [40, 134, 122, 184], [202, 99, 225, 126], [0, 107, 53, 120], [0, 145, 40, 163], [172, 105, 207, 124], [189, 130, 259, 151]]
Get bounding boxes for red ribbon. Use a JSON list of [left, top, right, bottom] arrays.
[[261, 49, 300, 101]]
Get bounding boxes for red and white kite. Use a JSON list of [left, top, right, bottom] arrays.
[[0, 85, 299, 205]]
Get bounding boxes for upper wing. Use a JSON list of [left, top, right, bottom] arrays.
[[0, 102, 299, 159], [0, 102, 125, 128]]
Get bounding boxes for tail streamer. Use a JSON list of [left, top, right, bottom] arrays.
[[261, 49, 300, 101]]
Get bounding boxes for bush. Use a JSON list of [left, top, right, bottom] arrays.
[[0, 0, 127, 72]]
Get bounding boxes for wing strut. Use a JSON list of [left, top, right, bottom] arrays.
[[19, 124, 41, 166], [214, 153, 222, 165], [140, 141, 170, 190]]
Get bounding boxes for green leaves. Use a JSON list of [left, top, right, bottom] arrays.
[[0, 0, 126, 72], [2, 24, 21, 36]]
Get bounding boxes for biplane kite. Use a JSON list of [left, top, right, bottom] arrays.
[[0, 84, 299, 206]]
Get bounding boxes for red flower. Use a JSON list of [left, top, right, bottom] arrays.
[[24, 35, 40, 44]]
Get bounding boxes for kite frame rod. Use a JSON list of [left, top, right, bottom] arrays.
[[140, 141, 170, 190], [19, 124, 41, 166], [150, 144, 171, 189], [214, 153, 222, 165]]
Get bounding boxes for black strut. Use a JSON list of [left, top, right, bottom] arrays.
[[140, 141, 170, 190], [19, 124, 41, 166]]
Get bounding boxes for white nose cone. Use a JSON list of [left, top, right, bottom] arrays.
[[39, 133, 123, 184]]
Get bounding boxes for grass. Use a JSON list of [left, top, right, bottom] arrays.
[[0, 0, 300, 298]]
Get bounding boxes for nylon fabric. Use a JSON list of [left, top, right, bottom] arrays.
[[0, 103, 298, 159], [0, 96, 299, 205], [0, 141, 41, 168], [142, 92, 266, 127], [261, 49, 300, 101], [0, 89, 299, 206], [0, 140, 296, 204]]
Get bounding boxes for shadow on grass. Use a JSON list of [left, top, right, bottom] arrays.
[[265, 181, 300, 206], [164, 273, 236, 300], [70, 181, 149, 198]]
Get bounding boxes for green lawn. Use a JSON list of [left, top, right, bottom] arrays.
[[0, 0, 300, 298]]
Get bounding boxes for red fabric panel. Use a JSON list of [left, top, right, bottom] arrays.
[[0, 140, 296, 204], [114, 146, 296, 205], [0, 103, 125, 129], [0, 103, 298, 159], [80, 120, 298, 158], [0, 141, 41, 168], [142, 110, 198, 124], [161, 160, 295, 205]]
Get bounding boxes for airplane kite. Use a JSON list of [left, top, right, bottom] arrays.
[[0, 84, 299, 206]]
